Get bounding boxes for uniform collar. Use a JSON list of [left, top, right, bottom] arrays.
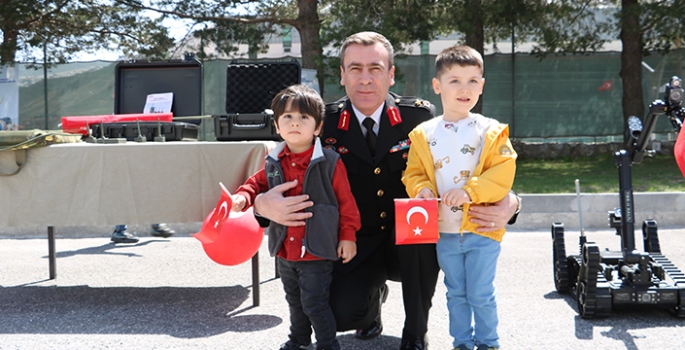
[[352, 104, 383, 136]]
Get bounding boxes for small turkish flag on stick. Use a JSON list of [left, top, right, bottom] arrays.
[[192, 182, 232, 244], [394, 198, 439, 245], [191, 182, 264, 266]]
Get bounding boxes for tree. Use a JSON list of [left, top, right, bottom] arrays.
[[321, 0, 608, 113], [116, 0, 327, 94], [429, 0, 609, 113], [613, 0, 685, 132], [0, 0, 174, 67], [526, 0, 685, 134], [521, 0, 685, 132], [319, 0, 443, 94]]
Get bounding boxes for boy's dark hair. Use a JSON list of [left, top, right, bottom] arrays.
[[435, 45, 483, 78], [271, 84, 325, 128]]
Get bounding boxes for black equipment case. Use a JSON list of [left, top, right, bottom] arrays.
[[213, 59, 301, 141], [114, 58, 203, 122], [91, 121, 199, 142], [100, 58, 203, 142]]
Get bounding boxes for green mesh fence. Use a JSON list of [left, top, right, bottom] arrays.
[[14, 50, 685, 141]]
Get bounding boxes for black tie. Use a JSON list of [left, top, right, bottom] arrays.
[[362, 117, 377, 156]]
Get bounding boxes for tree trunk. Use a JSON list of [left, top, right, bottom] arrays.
[[0, 29, 18, 66], [295, 0, 325, 96], [464, 0, 485, 114], [619, 0, 644, 138]]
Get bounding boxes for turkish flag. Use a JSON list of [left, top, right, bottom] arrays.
[[191, 183, 264, 266], [394, 198, 439, 245], [192, 182, 233, 244], [598, 80, 613, 91]]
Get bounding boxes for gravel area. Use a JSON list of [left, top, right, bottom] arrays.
[[1, 227, 685, 349]]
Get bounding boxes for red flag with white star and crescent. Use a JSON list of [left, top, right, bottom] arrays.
[[191, 182, 264, 266], [192, 183, 233, 244], [394, 198, 439, 245]]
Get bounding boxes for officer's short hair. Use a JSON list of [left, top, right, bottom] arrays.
[[271, 84, 325, 129], [435, 45, 483, 78], [340, 31, 394, 68]]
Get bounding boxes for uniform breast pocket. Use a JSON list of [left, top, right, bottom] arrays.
[[387, 151, 409, 173]]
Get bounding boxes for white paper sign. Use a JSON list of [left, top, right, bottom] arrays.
[[0, 64, 19, 130], [143, 92, 173, 114]]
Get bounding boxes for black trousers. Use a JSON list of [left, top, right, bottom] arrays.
[[329, 230, 440, 338], [278, 258, 339, 349]]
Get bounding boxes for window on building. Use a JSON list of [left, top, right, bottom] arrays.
[[283, 26, 293, 53]]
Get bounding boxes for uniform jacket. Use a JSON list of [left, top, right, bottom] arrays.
[[322, 92, 435, 273], [402, 114, 517, 242]]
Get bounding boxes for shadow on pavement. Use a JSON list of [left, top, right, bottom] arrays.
[[0, 285, 283, 338], [48, 240, 167, 259], [542, 290, 681, 348], [336, 333, 402, 350]]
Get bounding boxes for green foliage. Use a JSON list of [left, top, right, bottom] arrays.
[[0, 0, 174, 66], [130, 0, 283, 60], [320, 0, 442, 87], [513, 154, 685, 194], [526, 1, 612, 58]]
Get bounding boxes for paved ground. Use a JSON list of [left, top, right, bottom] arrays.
[[1, 226, 685, 350]]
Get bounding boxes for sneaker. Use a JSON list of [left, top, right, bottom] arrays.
[[476, 345, 498, 350], [111, 229, 139, 244], [151, 223, 175, 238], [454, 345, 471, 350], [278, 340, 314, 350]]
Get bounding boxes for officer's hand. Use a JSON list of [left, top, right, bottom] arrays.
[[338, 240, 357, 264], [254, 179, 313, 227], [468, 192, 517, 232]]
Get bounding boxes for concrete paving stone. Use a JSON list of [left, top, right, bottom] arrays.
[[2, 226, 685, 349]]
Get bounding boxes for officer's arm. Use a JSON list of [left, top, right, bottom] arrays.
[[468, 191, 521, 232]]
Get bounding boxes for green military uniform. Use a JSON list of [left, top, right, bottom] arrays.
[[322, 92, 440, 342]]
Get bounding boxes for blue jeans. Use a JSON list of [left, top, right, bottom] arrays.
[[278, 258, 339, 349], [436, 233, 501, 349]]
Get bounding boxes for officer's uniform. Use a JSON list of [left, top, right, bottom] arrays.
[[323, 92, 440, 341]]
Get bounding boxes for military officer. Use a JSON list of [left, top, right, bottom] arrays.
[[255, 31, 520, 350]]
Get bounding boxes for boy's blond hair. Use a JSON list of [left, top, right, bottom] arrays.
[[435, 45, 484, 78]]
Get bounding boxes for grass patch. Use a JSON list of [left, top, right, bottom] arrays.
[[513, 154, 685, 194]]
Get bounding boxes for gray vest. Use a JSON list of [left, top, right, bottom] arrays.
[[265, 140, 341, 260]]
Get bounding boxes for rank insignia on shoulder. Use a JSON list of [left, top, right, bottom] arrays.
[[414, 99, 431, 108], [325, 100, 344, 115], [396, 96, 431, 110]]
